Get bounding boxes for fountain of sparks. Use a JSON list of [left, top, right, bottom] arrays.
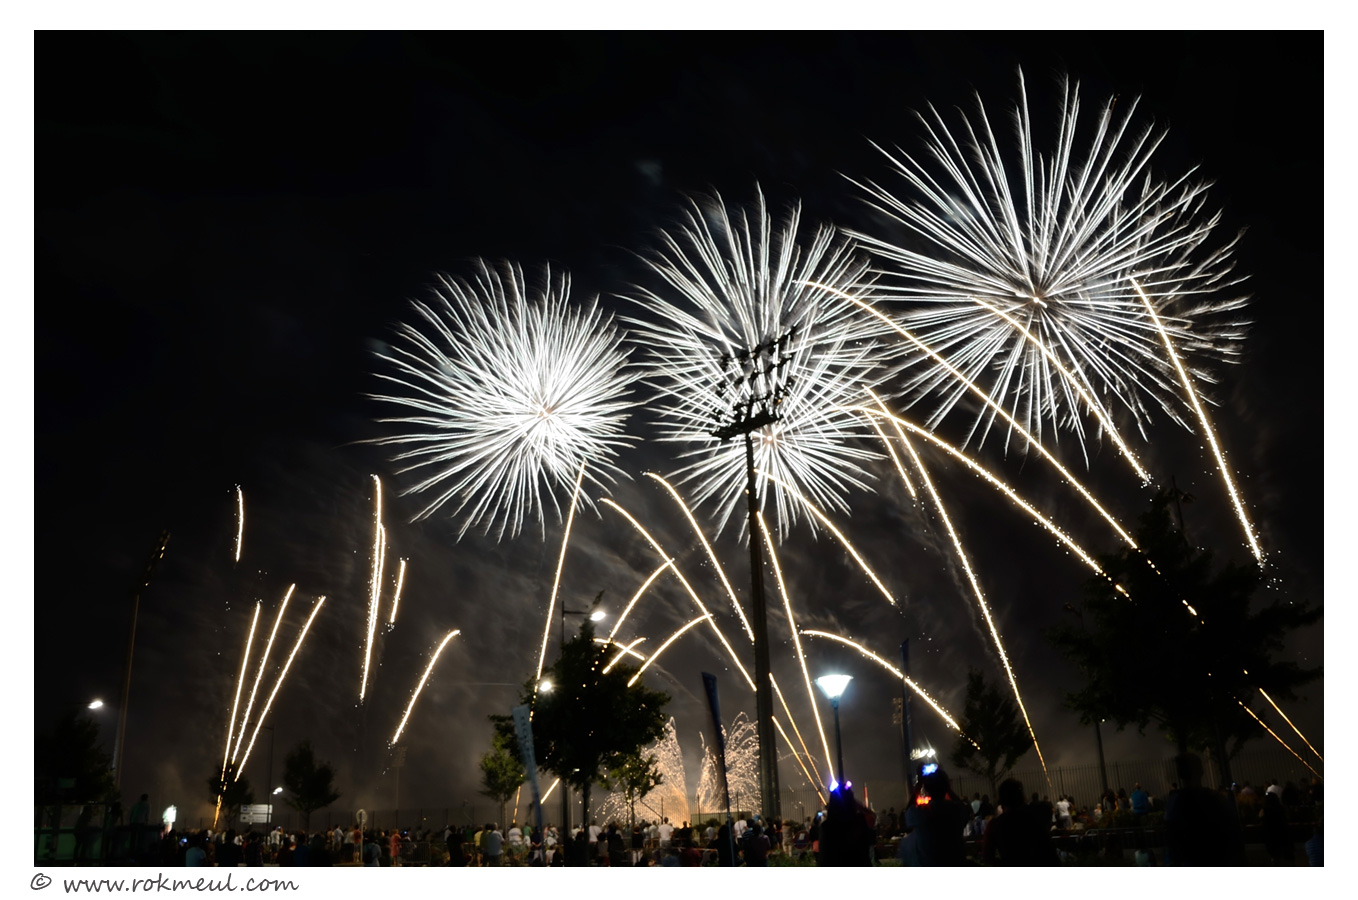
[[598, 717, 690, 826], [697, 712, 762, 816]]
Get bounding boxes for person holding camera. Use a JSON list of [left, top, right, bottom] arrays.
[[898, 764, 970, 866]]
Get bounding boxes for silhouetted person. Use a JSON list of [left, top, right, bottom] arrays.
[[900, 768, 969, 866], [982, 779, 1057, 866], [818, 787, 874, 866], [714, 822, 736, 866], [1261, 792, 1292, 864], [1163, 753, 1246, 866]]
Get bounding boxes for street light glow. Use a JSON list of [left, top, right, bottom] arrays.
[[815, 674, 853, 701], [539, 680, 553, 692], [88, 700, 104, 710], [589, 610, 606, 622], [273, 787, 284, 795]]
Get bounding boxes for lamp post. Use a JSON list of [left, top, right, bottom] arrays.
[[815, 674, 853, 787], [555, 597, 606, 837], [114, 531, 171, 793]]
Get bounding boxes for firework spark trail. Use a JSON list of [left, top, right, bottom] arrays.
[[230, 585, 295, 763], [858, 399, 1105, 573], [541, 778, 560, 802], [598, 637, 648, 673], [388, 559, 407, 626], [535, 463, 587, 684], [1237, 700, 1320, 778], [370, 260, 639, 540], [845, 73, 1247, 457], [236, 595, 327, 779], [220, 602, 261, 781], [600, 498, 755, 689], [624, 187, 892, 541], [361, 476, 383, 702], [628, 616, 711, 687], [969, 297, 1149, 483], [758, 510, 833, 780], [1133, 280, 1262, 563], [802, 280, 1137, 549], [755, 470, 898, 606], [768, 674, 828, 795], [866, 413, 917, 499], [1258, 689, 1323, 764], [606, 562, 673, 643], [799, 630, 975, 746], [771, 714, 826, 805], [234, 486, 244, 563], [646, 472, 754, 641], [892, 428, 1049, 783], [391, 629, 463, 745]]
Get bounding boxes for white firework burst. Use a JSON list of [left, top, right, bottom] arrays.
[[370, 259, 639, 540], [849, 71, 1250, 462], [625, 187, 894, 539]]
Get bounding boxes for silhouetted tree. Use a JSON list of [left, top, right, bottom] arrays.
[[950, 668, 1031, 796], [604, 751, 663, 835], [35, 711, 116, 806], [1050, 490, 1321, 783], [282, 740, 341, 830], [492, 613, 669, 823], [207, 761, 254, 829], [478, 730, 525, 828]]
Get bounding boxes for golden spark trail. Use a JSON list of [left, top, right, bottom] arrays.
[[220, 602, 261, 781], [756, 471, 898, 606], [231, 585, 295, 763], [361, 476, 383, 702], [234, 486, 244, 563], [1258, 689, 1323, 764], [646, 473, 755, 642], [391, 629, 463, 744], [1133, 280, 1262, 563], [970, 297, 1150, 483], [542, 779, 560, 802], [802, 280, 1136, 548], [772, 714, 827, 806], [599, 637, 648, 674], [799, 630, 974, 746], [601, 498, 755, 689], [607, 562, 673, 642], [858, 399, 1106, 572], [769, 675, 828, 795], [1237, 700, 1319, 777], [759, 510, 833, 778], [628, 616, 710, 686], [237, 596, 327, 778], [536, 463, 587, 684], [892, 430, 1049, 783], [388, 559, 407, 625], [866, 413, 917, 499]]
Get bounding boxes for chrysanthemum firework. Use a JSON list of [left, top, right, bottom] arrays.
[[370, 260, 638, 540], [625, 187, 893, 539], [849, 71, 1251, 464]]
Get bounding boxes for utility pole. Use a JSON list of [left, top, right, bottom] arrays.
[[114, 530, 170, 793], [710, 330, 795, 821]]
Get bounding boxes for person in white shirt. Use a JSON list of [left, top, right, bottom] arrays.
[[1055, 796, 1072, 829], [508, 823, 523, 846], [658, 817, 674, 848], [733, 816, 748, 840]]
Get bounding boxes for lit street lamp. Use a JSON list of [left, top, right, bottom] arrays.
[[815, 674, 853, 787]]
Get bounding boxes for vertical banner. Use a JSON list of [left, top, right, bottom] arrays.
[[510, 704, 544, 835], [700, 672, 730, 812]]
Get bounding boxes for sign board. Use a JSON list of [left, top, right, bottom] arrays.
[[239, 803, 273, 824], [356, 809, 367, 827]]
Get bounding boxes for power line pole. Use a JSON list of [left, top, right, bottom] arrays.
[[710, 330, 796, 821], [114, 530, 170, 793]]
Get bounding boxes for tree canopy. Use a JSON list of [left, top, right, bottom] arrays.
[[281, 739, 341, 830], [34, 712, 117, 806], [1049, 490, 1321, 780], [949, 668, 1031, 797], [491, 615, 669, 822], [478, 730, 525, 828], [207, 761, 254, 829], [603, 751, 664, 833]]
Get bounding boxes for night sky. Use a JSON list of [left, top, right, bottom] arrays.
[[34, 31, 1326, 827]]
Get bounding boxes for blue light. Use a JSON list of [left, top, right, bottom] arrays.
[[828, 778, 839, 792]]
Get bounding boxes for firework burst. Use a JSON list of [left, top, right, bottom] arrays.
[[625, 187, 894, 539], [371, 259, 639, 540], [849, 71, 1250, 462]]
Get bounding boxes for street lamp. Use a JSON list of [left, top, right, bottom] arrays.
[[88, 700, 105, 710], [815, 674, 853, 787]]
